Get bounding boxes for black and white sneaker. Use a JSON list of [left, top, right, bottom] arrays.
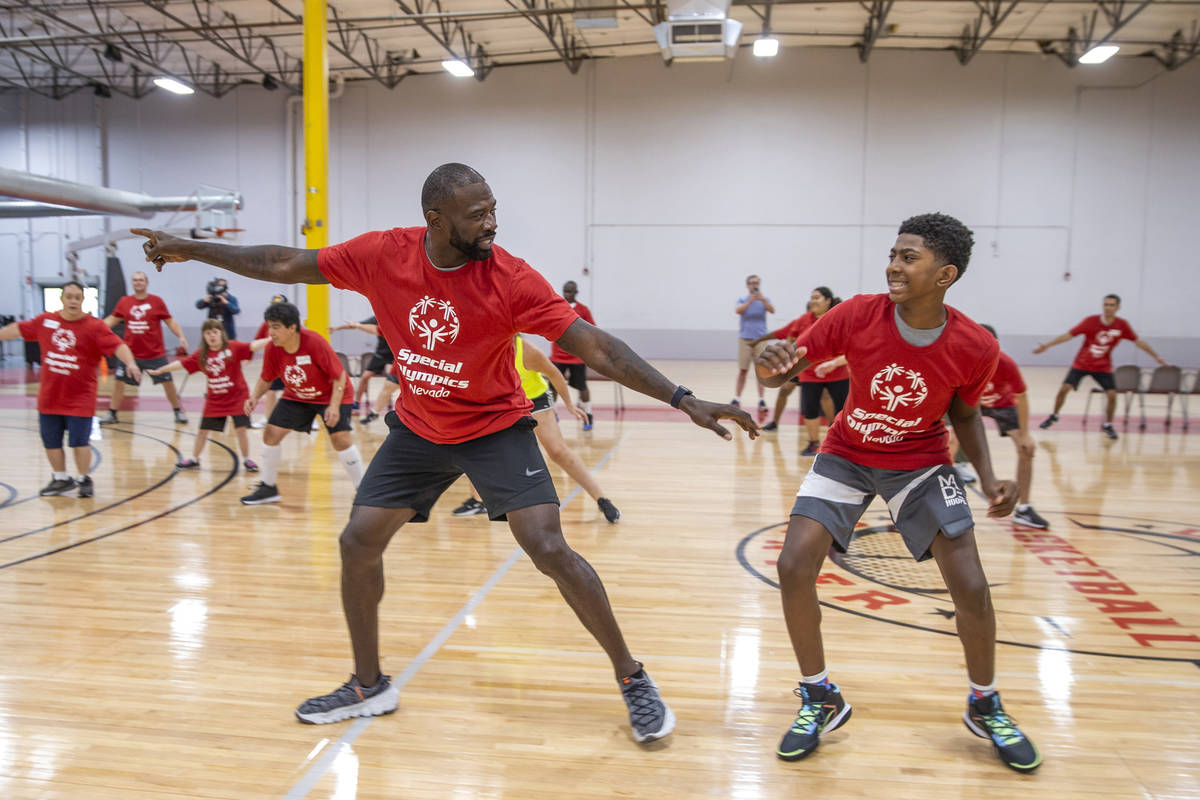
[[76, 476, 93, 498], [240, 482, 281, 505], [619, 666, 675, 743], [762, 421, 779, 432], [295, 674, 399, 725], [1102, 423, 1119, 440], [173, 408, 188, 425], [39, 477, 76, 496], [1012, 505, 1049, 529], [1038, 413, 1058, 430], [98, 410, 119, 426], [597, 497, 621, 523], [360, 411, 379, 425], [451, 497, 487, 517]]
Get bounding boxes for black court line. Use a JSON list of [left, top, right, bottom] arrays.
[[0, 436, 238, 571], [0, 426, 182, 545], [0, 481, 16, 510], [0, 424, 103, 509]]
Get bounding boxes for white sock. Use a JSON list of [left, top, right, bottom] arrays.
[[1017, 503, 1030, 512], [53, 471, 70, 481], [969, 678, 996, 697], [338, 444, 364, 487], [802, 668, 829, 685], [581, 401, 592, 414], [261, 443, 283, 486]]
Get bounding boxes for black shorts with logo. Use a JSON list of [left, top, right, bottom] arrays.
[[981, 405, 1019, 436], [1063, 368, 1116, 391], [268, 397, 353, 433], [354, 413, 559, 523], [115, 355, 173, 385]]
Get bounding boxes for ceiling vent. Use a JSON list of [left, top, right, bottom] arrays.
[[652, 0, 743, 61]]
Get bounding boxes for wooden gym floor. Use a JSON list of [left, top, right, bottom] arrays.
[[0, 360, 1196, 799]]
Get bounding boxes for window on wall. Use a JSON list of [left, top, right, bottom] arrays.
[[41, 285, 99, 316]]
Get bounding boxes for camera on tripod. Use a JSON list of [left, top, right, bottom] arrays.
[[206, 279, 228, 297]]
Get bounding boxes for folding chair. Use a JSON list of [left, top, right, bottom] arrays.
[[1182, 371, 1198, 431], [1138, 365, 1182, 429], [1082, 364, 1140, 425], [335, 351, 361, 378], [585, 368, 625, 414]]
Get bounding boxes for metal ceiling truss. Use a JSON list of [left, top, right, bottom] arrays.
[[503, 0, 586, 74], [955, 0, 1020, 65], [266, 0, 414, 88], [1037, 0, 1153, 66], [1151, 21, 1200, 70], [392, 0, 494, 80], [856, 0, 895, 63]]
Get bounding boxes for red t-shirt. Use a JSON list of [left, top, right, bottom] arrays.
[[772, 312, 848, 383], [1069, 315, 1138, 372], [180, 340, 253, 417], [260, 329, 353, 406], [19, 312, 122, 417], [111, 293, 172, 360], [319, 227, 579, 444], [979, 351, 1026, 410], [550, 301, 595, 365], [795, 294, 999, 470]]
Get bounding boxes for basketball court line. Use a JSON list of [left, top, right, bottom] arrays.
[[282, 444, 619, 800]]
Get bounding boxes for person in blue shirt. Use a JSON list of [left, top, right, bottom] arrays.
[[734, 273, 774, 420], [196, 276, 240, 339]]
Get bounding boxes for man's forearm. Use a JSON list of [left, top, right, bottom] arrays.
[[180, 241, 316, 284], [115, 344, 138, 371]]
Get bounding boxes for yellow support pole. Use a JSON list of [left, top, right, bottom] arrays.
[[302, 0, 329, 335]]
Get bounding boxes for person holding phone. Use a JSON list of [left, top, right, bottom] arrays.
[[735, 274, 775, 421]]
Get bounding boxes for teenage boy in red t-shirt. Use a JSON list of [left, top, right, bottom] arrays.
[[756, 213, 1041, 774], [0, 281, 140, 498], [549, 280, 597, 429], [132, 162, 755, 746], [239, 301, 360, 505], [101, 270, 190, 425], [1034, 293, 1168, 440]]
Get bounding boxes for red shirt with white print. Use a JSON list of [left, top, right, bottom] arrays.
[[318, 226, 579, 444], [979, 351, 1026, 410], [550, 301, 595, 365], [111, 293, 172, 360], [772, 312, 848, 383], [795, 293, 999, 470], [1069, 315, 1138, 373], [180, 340, 253, 417], [260, 329, 352, 406], [19, 312, 123, 416]]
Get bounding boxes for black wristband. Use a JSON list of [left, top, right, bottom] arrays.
[[670, 385, 694, 409]]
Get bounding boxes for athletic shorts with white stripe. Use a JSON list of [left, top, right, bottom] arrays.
[[791, 452, 975, 562]]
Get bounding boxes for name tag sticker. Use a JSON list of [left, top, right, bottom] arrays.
[[296, 355, 312, 365], [44, 318, 61, 329]]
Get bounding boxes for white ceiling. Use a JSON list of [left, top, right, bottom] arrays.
[[1, 0, 1197, 99]]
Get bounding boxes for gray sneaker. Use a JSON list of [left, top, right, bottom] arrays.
[[1012, 506, 1049, 529], [295, 674, 399, 725], [39, 476, 76, 496], [619, 666, 675, 743], [98, 410, 119, 426], [174, 408, 188, 425]]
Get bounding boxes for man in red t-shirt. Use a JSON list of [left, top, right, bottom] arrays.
[[132, 162, 754, 746], [550, 280, 597, 430], [756, 214, 1040, 774], [0, 281, 140, 498], [239, 301, 360, 505], [100, 271, 190, 426], [1034, 293, 1168, 439]]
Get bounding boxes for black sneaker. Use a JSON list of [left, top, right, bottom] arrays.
[[1012, 505, 1049, 529], [295, 674, 399, 724], [800, 441, 820, 457], [176, 458, 200, 469], [964, 692, 1042, 773], [360, 411, 379, 425], [173, 408, 188, 425], [619, 667, 675, 743], [1102, 423, 1118, 440], [451, 497, 487, 517], [76, 476, 93, 498], [240, 482, 281, 505], [582, 412, 594, 432], [98, 410, 119, 426], [39, 477, 76, 496], [1038, 413, 1058, 430], [777, 681, 852, 761], [762, 420, 779, 432], [597, 497, 621, 523]]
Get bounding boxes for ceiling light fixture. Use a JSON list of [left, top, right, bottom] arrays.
[[753, 36, 779, 57], [1079, 44, 1119, 64], [153, 76, 195, 95], [441, 59, 475, 78]]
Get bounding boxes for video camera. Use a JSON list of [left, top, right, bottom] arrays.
[[206, 279, 228, 297]]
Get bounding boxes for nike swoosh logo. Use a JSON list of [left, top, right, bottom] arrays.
[[525, 468, 544, 476]]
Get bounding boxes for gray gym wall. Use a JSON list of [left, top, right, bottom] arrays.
[[0, 47, 1196, 366]]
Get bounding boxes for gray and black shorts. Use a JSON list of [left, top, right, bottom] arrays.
[[791, 452, 975, 561], [981, 405, 1019, 436], [115, 355, 172, 385], [354, 413, 559, 523]]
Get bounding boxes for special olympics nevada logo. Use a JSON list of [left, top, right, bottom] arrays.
[[869, 363, 928, 411], [408, 296, 460, 351]]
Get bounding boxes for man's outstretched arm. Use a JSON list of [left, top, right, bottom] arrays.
[[132, 228, 327, 285]]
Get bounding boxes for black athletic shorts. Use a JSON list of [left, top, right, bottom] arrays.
[[269, 377, 285, 391], [530, 392, 552, 413], [354, 413, 558, 523], [552, 362, 589, 392], [199, 414, 251, 432], [268, 397, 353, 433], [799, 379, 850, 420], [981, 405, 1019, 436], [364, 354, 391, 374], [386, 373, 399, 385], [1063, 368, 1115, 391], [115, 355, 173, 385]]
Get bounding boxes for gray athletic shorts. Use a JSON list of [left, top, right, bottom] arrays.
[[791, 452, 975, 562]]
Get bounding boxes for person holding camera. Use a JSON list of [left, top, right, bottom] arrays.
[[196, 277, 240, 340], [735, 274, 774, 421]]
